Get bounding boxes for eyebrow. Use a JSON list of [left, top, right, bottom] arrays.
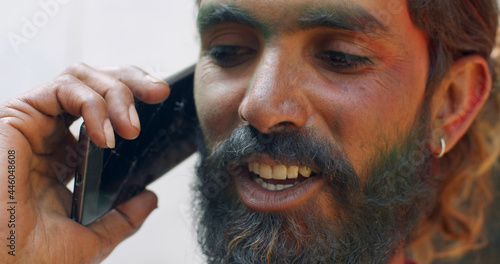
[[298, 7, 388, 34], [197, 3, 388, 38], [197, 3, 271, 38]]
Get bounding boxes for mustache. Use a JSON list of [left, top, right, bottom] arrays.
[[195, 108, 436, 264], [198, 125, 360, 204]]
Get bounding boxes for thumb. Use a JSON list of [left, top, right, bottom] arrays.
[[88, 190, 158, 258]]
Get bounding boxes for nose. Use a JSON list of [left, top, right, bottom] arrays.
[[238, 48, 309, 134]]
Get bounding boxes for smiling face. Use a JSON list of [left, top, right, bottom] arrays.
[[193, 0, 433, 263], [195, 0, 429, 210]]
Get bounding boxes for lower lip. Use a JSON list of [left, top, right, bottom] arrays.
[[235, 168, 324, 212]]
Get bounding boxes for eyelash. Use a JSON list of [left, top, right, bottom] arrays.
[[315, 51, 373, 73], [205, 46, 372, 73], [205, 45, 256, 68]]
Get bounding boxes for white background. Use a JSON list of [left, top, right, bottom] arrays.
[[1, 0, 203, 263]]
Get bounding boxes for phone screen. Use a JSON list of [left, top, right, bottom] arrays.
[[72, 65, 198, 225]]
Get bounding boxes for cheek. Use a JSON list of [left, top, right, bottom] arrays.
[[194, 62, 246, 148], [349, 79, 424, 172], [306, 70, 426, 176]]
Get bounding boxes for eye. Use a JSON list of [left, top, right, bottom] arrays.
[[205, 45, 256, 68], [315, 51, 373, 74]]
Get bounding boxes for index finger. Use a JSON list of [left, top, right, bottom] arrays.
[[98, 65, 171, 104]]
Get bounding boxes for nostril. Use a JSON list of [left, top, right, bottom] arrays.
[[240, 113, 248, 122], [238, 94, 308, 133], [268, 121, 294, 133], [278, 121, 293, 126]]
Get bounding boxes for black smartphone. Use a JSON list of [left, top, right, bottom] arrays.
[[71, 65, 198, 225]]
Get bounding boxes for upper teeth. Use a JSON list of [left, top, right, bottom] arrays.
[[248, 162, 312, 180]]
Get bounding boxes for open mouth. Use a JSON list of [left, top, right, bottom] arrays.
[[234, 159, 324, 212], [248, 162, 319, 191]]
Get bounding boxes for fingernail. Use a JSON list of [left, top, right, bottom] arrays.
[[145, 74, 167, 84], [103, 119, 115, 148], [129, 104, 141, 130]]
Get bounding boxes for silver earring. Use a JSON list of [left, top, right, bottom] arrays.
[[437, 138, 446, 158]]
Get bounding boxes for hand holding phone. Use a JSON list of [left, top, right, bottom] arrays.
[[0, 64, 167, 263], [72, 65, 198, 225]]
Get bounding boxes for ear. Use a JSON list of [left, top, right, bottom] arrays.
[[429, 55, 492, 157]]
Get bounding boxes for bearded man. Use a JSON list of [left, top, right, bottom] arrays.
[[0, 0, 498, 264]]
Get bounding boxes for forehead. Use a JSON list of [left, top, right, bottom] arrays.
[[198, 0, 412, 38]]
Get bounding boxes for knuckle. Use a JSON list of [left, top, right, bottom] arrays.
[[104, 65, 142, 79], [74, 91, 105, 115], [123, 65, 142, 74], [65, 62, 89, 74], [114, 81, 131, 94], [54, 74, 78, 86], [95, 222, 113, 252], [106, 80, 134, 100], [83, 93, 106, 108]]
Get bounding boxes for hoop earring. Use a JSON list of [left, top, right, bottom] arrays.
[[436, 138, 446, 158]]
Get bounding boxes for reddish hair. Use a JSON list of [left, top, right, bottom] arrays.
[[407, 1, 500, 263]]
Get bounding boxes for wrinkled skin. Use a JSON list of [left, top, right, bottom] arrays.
[[0, 64, 168, 263]]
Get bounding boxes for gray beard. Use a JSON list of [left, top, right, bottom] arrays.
[[193, 115, 438, 264]]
